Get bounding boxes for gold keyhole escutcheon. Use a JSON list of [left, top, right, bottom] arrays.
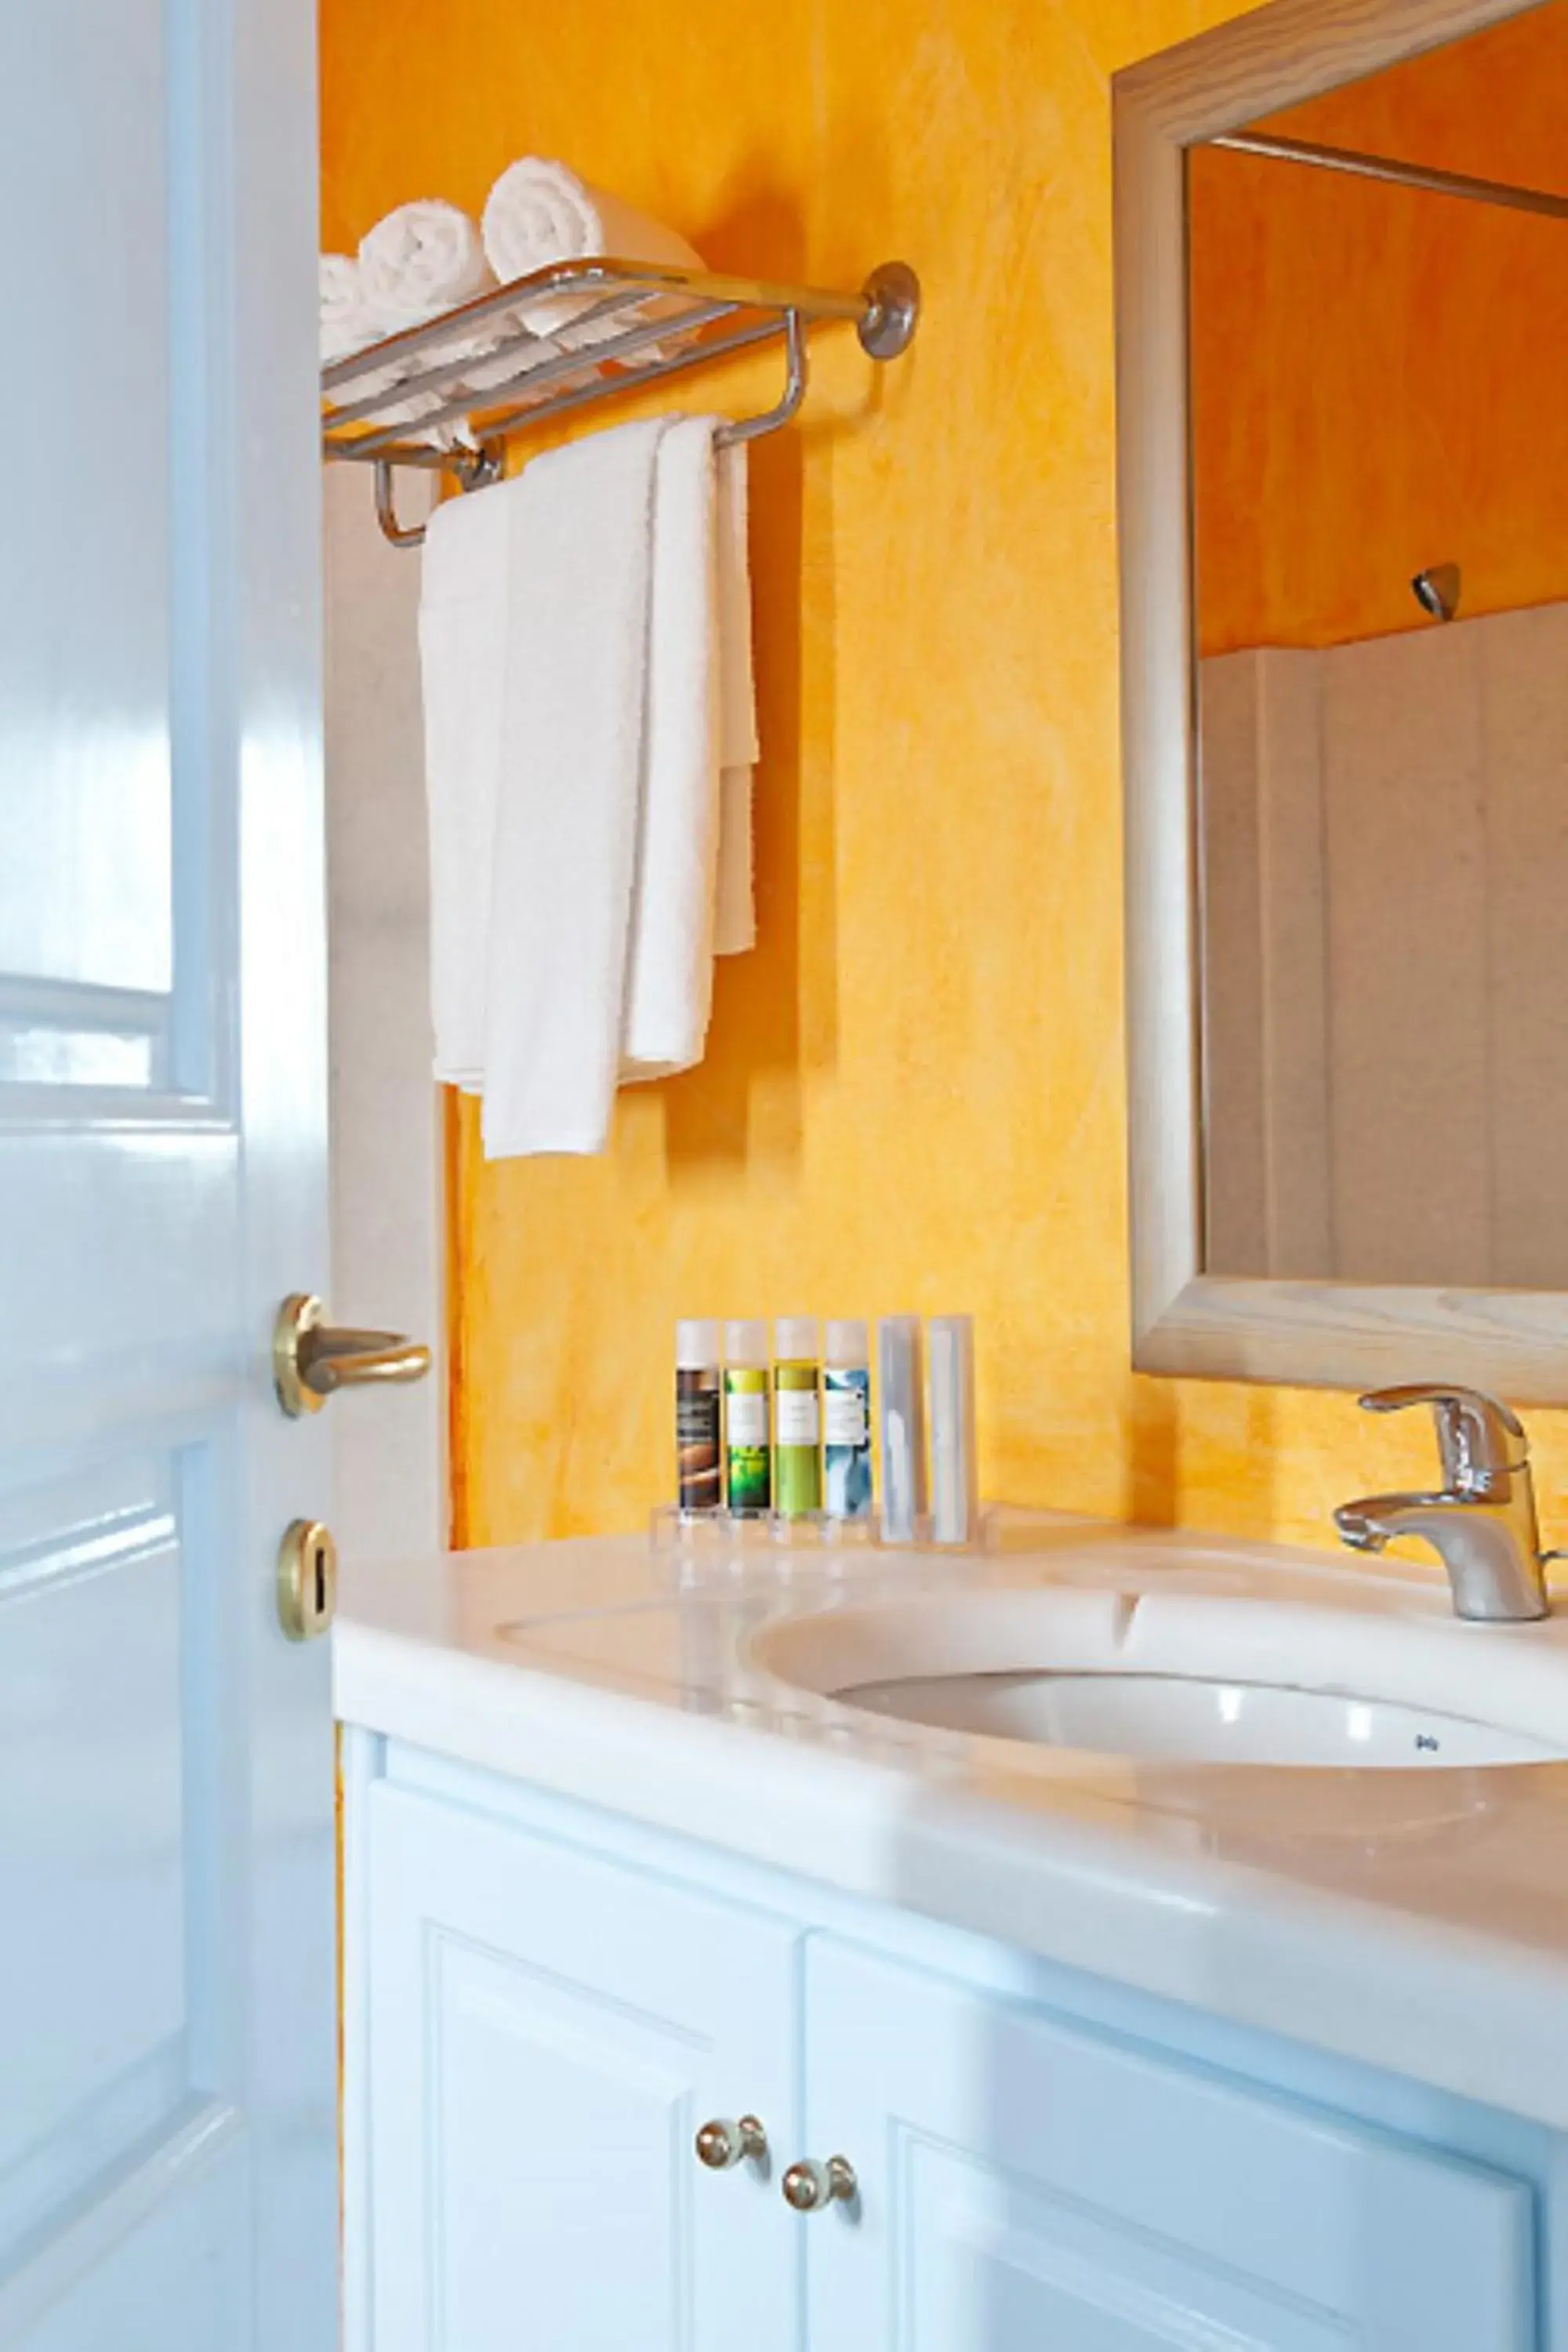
[[278, 1519, 338, 1642]]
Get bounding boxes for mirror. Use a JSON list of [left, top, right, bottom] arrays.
[[1192, 2, 1568, 1290], [1115, 0, 1568, 1396]]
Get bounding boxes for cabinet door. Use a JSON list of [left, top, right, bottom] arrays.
[[365, 1784, 799, 2352], [803, 1942, 1535, 2351]]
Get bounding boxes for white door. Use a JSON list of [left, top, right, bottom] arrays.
[[804, 1943, 1536, 2350], [363, 1784, 800, 2352], [0, 2, 336, 2345]]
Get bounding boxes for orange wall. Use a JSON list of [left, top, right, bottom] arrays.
[[321, 0, 1568, 1559], [1192, 4, 1568, 655]]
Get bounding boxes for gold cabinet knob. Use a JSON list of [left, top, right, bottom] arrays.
[[274, 1292, 431, 1417], [782, 2156, 857, 2212], [694, 2115, 768, 2171]]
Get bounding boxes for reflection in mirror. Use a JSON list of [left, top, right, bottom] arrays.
[[1189, 0, 1568, 1290]]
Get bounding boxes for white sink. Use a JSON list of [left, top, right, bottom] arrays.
[[748, 1580, 1568, 1770], [830, 1668, 1559, 1766]]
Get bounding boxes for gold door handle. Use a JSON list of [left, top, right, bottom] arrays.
[[274, 1293, 432, 1418]]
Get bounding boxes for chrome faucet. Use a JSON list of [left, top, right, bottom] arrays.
[[1334, 1385, 1552, 1623]]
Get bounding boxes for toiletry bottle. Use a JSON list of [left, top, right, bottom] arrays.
[[772, 1317, 822, 1518], [724, 1319, 771, 1515], [675, 1319, 723, 1514], [877, 1316, 928, 1542], [927, 1315, 978, 1545], [823, 1318, 873, 1521]]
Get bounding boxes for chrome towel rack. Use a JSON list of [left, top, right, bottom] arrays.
[[321, 256, 920, 548]]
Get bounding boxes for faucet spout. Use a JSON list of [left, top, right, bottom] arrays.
[[1334, 1491, 1454, 1555], [1334, 1506, 1388, 1554]]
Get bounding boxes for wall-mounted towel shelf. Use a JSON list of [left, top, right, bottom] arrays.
[[321, 256, 920, 547]]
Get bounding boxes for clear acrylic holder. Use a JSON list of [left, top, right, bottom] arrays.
[[649, 1505, 876, 1555], [648, 1502, 997, 1572]]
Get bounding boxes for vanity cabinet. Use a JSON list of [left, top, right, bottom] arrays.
[[349, 1755, 1541, 2352], [362, 1784, 800, 2352], [803, 1941, 1535, 2350]]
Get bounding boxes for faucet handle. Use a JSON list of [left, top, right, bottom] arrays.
[[1358, 1385, 1526, 1487]]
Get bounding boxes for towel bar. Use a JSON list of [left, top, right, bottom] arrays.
[[323, 258, 918, 550]]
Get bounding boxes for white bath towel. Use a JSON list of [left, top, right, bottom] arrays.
[[422, 418, 758, 1156], [320, 252, 376, 364], [321, 250, 449, 440], [480, 420, 672, 1158], [457, 328, 566, 394], [620, 419, 724, 1076], [323, 238, 481, 446], [419, 474, 522, 1088], [326, 222, 541, 397], [358, 198, 493, 332], [714, 439, 759, 954], [481, 159, 703, 357]]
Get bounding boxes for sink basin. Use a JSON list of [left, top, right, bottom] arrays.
[[748, 1581, 1568, 1769], [834, 1669, 1558, 1766]]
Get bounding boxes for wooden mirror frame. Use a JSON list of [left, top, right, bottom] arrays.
[[1113, 0, 1568, 1400]]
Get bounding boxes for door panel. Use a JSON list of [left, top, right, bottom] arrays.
[[5, 2129, 250, 2352], [3, 10, 176, 1015], [804, 1941, 1536, 2351], [0, 0, 332, 2341], [366, 1784, 800, 2352], [0, 1457, 186, 2255]]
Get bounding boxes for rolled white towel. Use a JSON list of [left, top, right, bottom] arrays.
[[456, 327, 569, 397], [481, 159, 704, 358], [322, 249, 556, 449], [321, 249, 474, 448], [320, 252, 377, 365], [358, 198, 493, 333], [321, 249, 416, 415]]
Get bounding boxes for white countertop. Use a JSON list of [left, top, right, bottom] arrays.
[[335, 1514, 1568, 2131]]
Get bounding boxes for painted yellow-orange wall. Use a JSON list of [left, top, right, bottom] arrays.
[[321, 0, 1568, 1559], [1192, 3, 1568, 655]]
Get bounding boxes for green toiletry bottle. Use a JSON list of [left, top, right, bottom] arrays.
[[724, 1318, 772, 1515], [772, 1316, 822, 1518]]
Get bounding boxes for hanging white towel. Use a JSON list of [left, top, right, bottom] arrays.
[[420, 416, 758, 1156], [620, 418, 724, 1077], [480, 420, 671, 1159], [714, 438, 759, 954], [481, 159, 703, 358], [419, 474, 523, 1089]]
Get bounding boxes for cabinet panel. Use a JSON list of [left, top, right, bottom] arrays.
[[804, 1941, 1535, 2352], [365, 1784, 799, 2352]]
